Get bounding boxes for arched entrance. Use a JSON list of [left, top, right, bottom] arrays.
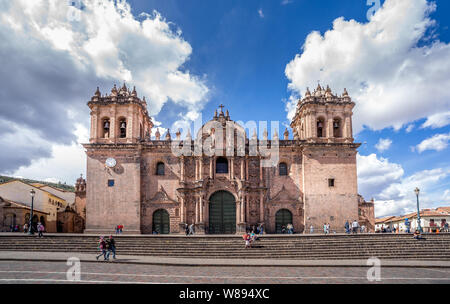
[[152, 209, 170, 234], [208, 191, 236, 234], [275, 209, 292, 234]]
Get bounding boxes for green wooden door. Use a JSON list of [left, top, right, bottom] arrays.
[[153, 209, 170, 234], [208, 191, 236, 234], [275, 209, 292, 234]]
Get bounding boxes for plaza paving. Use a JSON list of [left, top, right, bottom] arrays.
[[0, 253, 449, 284]]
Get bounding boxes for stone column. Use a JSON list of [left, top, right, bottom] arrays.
[[180, 156, 185, 182], [230, 157, 234, 179], [327, 116, 333, 139], [245, 157, 249, 181], [178, 196, 186, 234], [240, 157, 245, 180], [199, 196, 203, 223], [199, 157, 203, 180], [344, 113, 351, 139], [210, 157, 214, 179], [195, 196, 199, 223], [259, 158, 263, 187], [259, 192, 264, 223]]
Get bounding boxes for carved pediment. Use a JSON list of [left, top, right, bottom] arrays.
[[270, 185, 302, 203], [148, 186, 178, 204]]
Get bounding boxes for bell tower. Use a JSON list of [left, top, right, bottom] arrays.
[[88, 83, 153, 144], [290, 85, 354, 143]]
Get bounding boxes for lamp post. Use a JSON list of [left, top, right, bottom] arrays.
[[414, 187, 422, 233], [28, 189, 35, 235]]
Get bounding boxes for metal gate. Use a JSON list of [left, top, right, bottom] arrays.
[[152, 209, 170, 234], [208, 191, 236, 234], [275, 209, 292, 233]]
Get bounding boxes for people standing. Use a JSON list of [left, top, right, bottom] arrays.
[[352, 220, 359, 234], [185, 223, 189, 236], [310, 225, 314, 234], [23, 223, 28, 233], [96, 236, 107, 260], [345, 220, 350, 234], [323, 223, 327, 234], [287, 223, 294, 234], [258, 224, 264, 235]]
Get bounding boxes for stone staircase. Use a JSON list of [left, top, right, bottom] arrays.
[[0, 233, 449, 260]]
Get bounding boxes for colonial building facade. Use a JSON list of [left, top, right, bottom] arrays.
[[83, 83, 374, 234]]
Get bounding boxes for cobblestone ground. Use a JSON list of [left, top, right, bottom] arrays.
[[0, 261, 449, 284]]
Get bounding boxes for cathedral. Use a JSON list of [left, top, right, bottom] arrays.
[[82, 83, 374, 235]]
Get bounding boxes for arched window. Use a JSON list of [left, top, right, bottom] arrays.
[[119, 119, 127, 138], [333, 118, 342, 138], [216, 157, 228, 174], [156, 162, 165, 176], [317, 118, 325, 138], [279, 162, 288, 176], [102, 118, 110, 138]]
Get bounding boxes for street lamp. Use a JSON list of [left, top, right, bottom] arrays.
[[414, 187, 422, 233], [28, 189, 35, 235]]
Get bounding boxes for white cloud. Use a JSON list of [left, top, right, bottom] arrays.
[[405, 124, 414, 133], [421, 111, 450, 129], [375, 138, 392, 152], [281, 0, 293, 5], [357, 153, 404, 199], [416, 133, 450, 153], [258, 8, 264, 18], [285, 0, 450, 134], [11, 124, 89, 184], [357, 153, 449, 217], [0, 0, 209, 182]]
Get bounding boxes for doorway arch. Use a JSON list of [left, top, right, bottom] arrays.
[[152, 209, 170, 234], [275, 209, 293, 234], [208, 191, 236, 234]]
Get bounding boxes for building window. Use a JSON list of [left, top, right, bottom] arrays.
[[119, 119, 127, 138], [333, 118, 342, 138], [328, 178, 335, 187], [317, 118, 325, 138], [216, 157, 228, 174], [102, 118, 110, 138], [156, 162, 165, 176], [279, 162, 288, 176], [108, 179, 115, 187]]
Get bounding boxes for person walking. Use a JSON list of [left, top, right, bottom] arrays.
[[189, 223, 195, 235], [184, 223, 189, 236], [105, 235, 116, 260], [96, 236, 107, 260], [243, 232, 250, 248], [37, 222, 45, 238]]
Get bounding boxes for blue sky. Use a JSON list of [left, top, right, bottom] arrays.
[[0, 0, 449, 217]]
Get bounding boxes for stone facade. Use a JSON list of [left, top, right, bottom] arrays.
[[82, 84, 373, 234]]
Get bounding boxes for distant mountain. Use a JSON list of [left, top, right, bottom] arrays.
[[0, 175, 75, 192]]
